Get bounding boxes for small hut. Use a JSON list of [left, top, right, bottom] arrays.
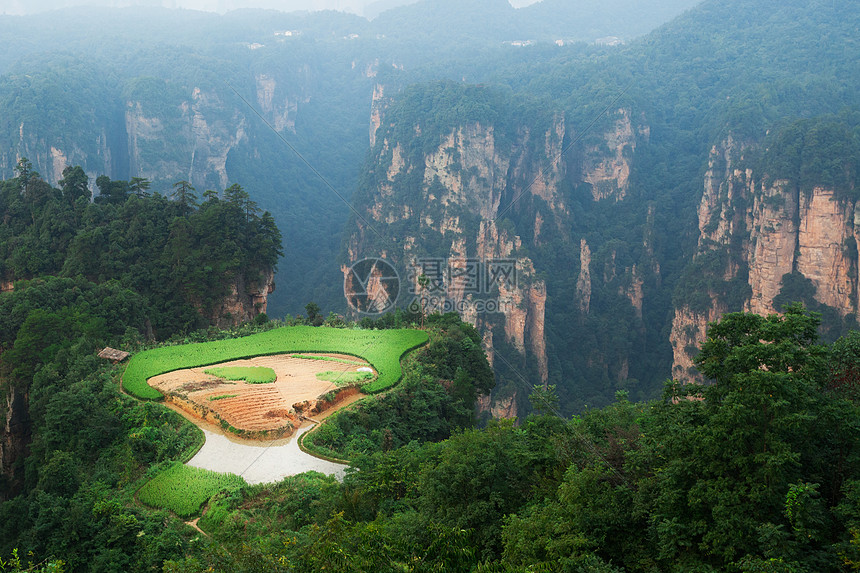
[[98, 347, 130, 364]]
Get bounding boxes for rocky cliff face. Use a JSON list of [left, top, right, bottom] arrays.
[[206, 269, 276, 329], [671, 136, 860, 382], [348, 112, 562, 413], [255, 74, 311, 135], [670, 138, 750, 381], [796, 188, 856, 312], [126, 88, 246, 192], [348, 91, 655, 415], [0, 122, 114, 186], [369, 83, 386, 149], [583, 108, 637, 202], [747, 183, 857, 317], [576, 239, 592, 314], [746, 179, 797, 315], [0, 385, 30, 500]]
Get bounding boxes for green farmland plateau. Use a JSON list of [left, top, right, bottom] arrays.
[[123, 326, 429, 400]]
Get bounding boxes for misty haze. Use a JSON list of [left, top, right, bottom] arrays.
[[2, 0, 541, 16], [1, 0, 859, 571]]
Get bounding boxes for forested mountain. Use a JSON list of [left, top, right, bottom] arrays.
[[344, 0, 860, 414], [0, 0, 700, 331], [0, 0, 858, 415], [3, 1, 860, 571], [0, 164, 281, 334]]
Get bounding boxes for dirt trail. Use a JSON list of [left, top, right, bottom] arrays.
[[185, 518, 207, 537]]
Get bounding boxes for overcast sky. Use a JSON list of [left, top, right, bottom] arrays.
[[0, 0, 541, 17]]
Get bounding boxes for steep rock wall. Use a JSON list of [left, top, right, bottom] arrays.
[[576, 238, 592, 314], [0, 385, 30, 500], [670, 299, 730, 382], [206, 269, 276, 329], [671, 138, 753, 381], [255, 74, 309, 134], [748, 186, 857, 318], [796, 188, 856, 312], [672, 137, 860, 382], [125, 88, 246, 192], [583, 108, 636, 202], [348, 93, 655, 415], [369, 83, 386, 148], [747, 180, 798, 315], [347, 115, 564, 414], [1, 122, 114, 186]]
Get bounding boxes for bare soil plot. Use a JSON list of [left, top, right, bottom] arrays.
[[149, 354, 374, 438]]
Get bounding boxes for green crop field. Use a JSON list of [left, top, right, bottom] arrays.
[[123, 326, 429, 400], [137, 462, 246, 517], [204, 366, 276, 384], [316, 371, 374, 385], [290, 354, 368, 366]]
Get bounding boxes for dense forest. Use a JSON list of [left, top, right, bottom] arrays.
[[4, 301, 860, 572], [181, 307, 860, 572], [3, 0, 860, 569], [0, 162, 282, 336]]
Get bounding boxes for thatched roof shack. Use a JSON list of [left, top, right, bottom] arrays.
[[98, 347, 130, 363]]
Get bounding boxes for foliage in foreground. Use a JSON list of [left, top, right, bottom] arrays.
[[136, 462, 245, 518], [307, 314, 495, 460], [7, 289, 860, 572], [0, 549, 64, 572], [203, 366, 276, 384], [123, 325, 429, 399], [160, 306, 860, 573]]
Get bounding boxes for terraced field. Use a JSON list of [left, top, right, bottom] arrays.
[[150, 353, 371, 434]]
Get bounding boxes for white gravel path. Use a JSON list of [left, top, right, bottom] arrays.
[[187, 425, 347, 484]]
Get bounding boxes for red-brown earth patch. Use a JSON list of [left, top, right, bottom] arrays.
[[149, 354, 374, 439]]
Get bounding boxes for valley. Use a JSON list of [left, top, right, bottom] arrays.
[[1, 0, 860, 570]]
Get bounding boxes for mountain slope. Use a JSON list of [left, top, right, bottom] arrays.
[[343, 0, 860, 412]]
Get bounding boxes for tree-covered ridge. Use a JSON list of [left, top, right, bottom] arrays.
[[757, 113, 860, 199], [97, 306, 859, 573], [306, 313, 495, 459], [0, 302, 498, 571], [0, 162, 282, 337]]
